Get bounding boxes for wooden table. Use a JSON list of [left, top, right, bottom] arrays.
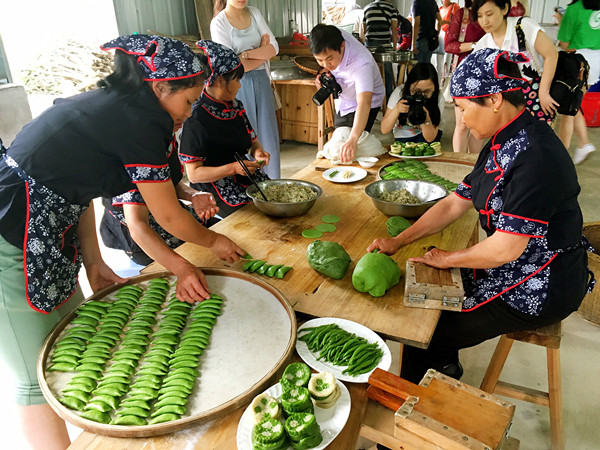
[[70, 152, 479, 449]]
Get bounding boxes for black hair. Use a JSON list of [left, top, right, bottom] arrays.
[[569, 0, 600, 8], [309, 24, 344, 55], [221, 64, 245, 85], [467, 56, 526, 107], [399, 62, 441, 127], [465, 0, 473, 8], [472, 0, 511, 21], [98, 50, 208, 92]]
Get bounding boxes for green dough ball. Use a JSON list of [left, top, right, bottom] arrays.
[[315, 223, 337, 232], [302, 229, 323, 239], [306, 240, 351, 280], [321, 214, 340, 223], [352, 250, 402, 297]]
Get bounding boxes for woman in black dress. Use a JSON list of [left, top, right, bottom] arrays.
[[369, 48, 595, 383], [0, 35, 245, 449], [180, 40, 271, 219]]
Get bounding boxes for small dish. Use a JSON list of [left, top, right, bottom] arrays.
[[357, 157, 379, 168], [323, 167, 368, 183]]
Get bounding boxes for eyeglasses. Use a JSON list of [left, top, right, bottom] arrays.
[[410, 88, 434, 98]]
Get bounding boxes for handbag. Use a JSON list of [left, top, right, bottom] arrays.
[[549, 51, 589, 116], [515, 18, 555, 124], [443, 8, 469, 103], [428, 32, 440, 52]]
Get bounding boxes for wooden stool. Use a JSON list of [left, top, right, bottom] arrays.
[[480, 322, 564, 450]]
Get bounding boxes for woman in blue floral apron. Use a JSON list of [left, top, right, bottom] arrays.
[[0, 35, 245, 448], [179, 40, 271, 219], [368, 48, 595, 383], [100, 134, 219, 267]]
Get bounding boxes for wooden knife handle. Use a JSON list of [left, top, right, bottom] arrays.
[[368, 368, 425, 400], [366, 385, 405, 411]]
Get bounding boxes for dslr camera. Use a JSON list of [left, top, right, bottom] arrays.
[[399, 92, 427, 125], [312, 72, 342, 106]]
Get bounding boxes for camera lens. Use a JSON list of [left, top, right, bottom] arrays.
[[312, 87, 331, 106]]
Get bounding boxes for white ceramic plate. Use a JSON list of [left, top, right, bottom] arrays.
[[236, 380, 351, 450], [389, 149, 442, 159], [322, 167, 368, 183], [296, 318, 392, 383]]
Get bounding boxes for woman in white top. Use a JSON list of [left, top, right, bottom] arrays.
[[381, 62, 442, 143], [472, 0, 559, 120], [211, 0, 281, 178]]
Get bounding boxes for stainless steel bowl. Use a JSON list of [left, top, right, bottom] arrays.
[[365, 179, 448, 217], [246, 179, 322, 217], [370, 47, 414, 63]]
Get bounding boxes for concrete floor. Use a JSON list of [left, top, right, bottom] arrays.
[[0, 99, 597, 449]]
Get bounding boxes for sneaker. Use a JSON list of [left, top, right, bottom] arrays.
[[573, 144, 596, 165]]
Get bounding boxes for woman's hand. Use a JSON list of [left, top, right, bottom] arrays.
[[395, 99, 410, 115], [231, 160, 262, 176], [253, 148, 270, 168], [174, 264, 212, 303], [260, 33, 270, 47], [538, 89, 559, 117], [367, 237, 403, 255], [86, 261, 129, 293], [409, 247, 451, 269], [191, 192, 219, 220], [209, 233, 246, 263]]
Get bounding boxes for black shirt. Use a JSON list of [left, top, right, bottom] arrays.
[[0, 86, 174, 248]]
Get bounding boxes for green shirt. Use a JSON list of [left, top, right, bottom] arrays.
[[557, 1, 600, 50]]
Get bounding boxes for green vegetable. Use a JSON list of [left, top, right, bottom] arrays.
[[274, 266, 292, 279], [329, 170, 339, 178], [306, 240, 351, 280], [386, 216, 412, 237], [352, 250, 402, 297]]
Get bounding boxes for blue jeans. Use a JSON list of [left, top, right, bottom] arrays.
[[416, 38, 433, 64]]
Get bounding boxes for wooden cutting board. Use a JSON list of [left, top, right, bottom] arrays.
[[404, 262, 465, 311]]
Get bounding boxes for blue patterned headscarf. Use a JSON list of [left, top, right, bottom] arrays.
[[101, 34, 204, 81], [450, 48, 528, 99], [195, 40, 242, 86]]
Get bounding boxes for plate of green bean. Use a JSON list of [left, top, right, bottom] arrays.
[[295, 318, 392, 383]]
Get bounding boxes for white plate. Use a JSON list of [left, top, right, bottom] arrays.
[[389, 149, 442, 159], [236, 380, 351, 450], [296, 318, 392, 383], [322, 167, 368, 183]]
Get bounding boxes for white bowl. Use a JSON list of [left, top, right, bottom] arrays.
[[357, 157, 379, 168]]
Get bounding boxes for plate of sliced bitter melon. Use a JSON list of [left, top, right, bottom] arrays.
[[236, 362, 351, 450], [38, 268, 296, 437], [295, 318, 392, 383]]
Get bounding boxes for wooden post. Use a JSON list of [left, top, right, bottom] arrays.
[[194, 0, 214, 39]]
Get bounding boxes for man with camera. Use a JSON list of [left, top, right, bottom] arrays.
[[310, 24, 385, 163]]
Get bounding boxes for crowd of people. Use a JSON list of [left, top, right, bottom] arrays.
[[0, 1, 597, 448]]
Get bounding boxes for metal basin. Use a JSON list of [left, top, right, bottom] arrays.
[[270, 59, 312, 80], [246, 179, 322, 217], [371, 50, 414, 63], [364, 179, 448, 217]]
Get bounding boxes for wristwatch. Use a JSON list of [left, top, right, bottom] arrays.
[[241, 51, 248, 59]]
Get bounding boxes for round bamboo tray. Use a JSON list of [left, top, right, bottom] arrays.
[[293, 56, 320, 75], [580, 222, 600, 325], [37, 268, 297, 437]]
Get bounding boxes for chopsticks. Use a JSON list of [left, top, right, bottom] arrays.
[[234, 152, 268, 201]]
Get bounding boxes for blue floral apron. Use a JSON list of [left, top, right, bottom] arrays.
[[1, 149, 86, 313]]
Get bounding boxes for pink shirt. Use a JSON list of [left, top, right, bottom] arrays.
[[331, 31, 385, 116]]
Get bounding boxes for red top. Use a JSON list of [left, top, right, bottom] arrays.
[[439, 2, 461, 33], [444, 7, 485, 64]]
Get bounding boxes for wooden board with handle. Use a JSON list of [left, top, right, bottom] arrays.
[[404, 261, 465, 311], [367, 368, 515, 450]]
